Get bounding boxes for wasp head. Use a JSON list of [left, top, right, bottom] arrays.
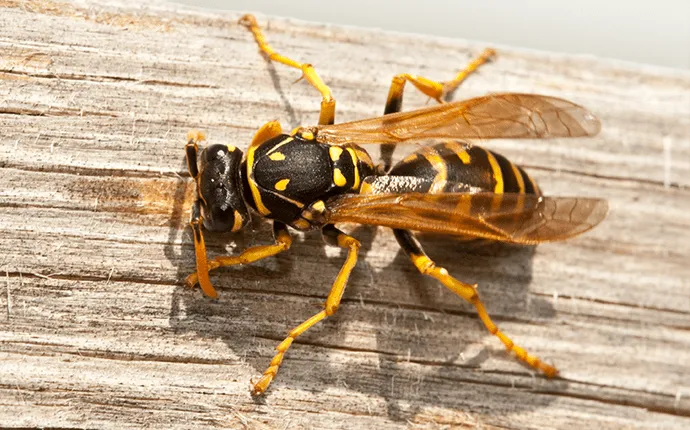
[[187, 138, 250, 232]]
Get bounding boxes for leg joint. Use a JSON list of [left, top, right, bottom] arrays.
[[276, 233, 292, 251], [392, 73, 412, 83], [337, 234, 360, 250], [325, 302, 339, 316], [410, 253, 436, 275]]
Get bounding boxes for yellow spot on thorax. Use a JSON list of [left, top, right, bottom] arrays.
[[227, 144, 236, 152], [329, 146, 343, 161], [274, 179, 290, 191], [312, 200, 326, 212], [333, 168, 347, 187], [269, 152, 286, 161]]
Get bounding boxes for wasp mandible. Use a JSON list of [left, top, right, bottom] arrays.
[[184, 14, 608, 396]]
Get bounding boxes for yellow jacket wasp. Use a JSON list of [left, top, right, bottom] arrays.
[[184, 15, 608, 395]]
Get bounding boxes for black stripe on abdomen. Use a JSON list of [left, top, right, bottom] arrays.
[[517, 165, 539, 195], [490, 150, 522, 194]]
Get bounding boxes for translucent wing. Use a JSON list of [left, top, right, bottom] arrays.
[[314, 93, 601, 146], [323, 192, 608, 244]]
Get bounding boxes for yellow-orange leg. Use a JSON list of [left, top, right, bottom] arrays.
[[393, 229, 558, 377], [188, 202, 217, 298], [239, 14, 336, 126], [185, 130, 206, 180], [251, 225, 360, 395], [185, 130, 218, 299], [385, 47, 496, 109], [380, 48, 496, 171], [185, 222, 292, 295]]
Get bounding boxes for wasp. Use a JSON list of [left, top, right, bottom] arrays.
[[184, 15, 608, 396]]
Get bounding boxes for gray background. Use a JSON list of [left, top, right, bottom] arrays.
[[173, 0, 690, 70]]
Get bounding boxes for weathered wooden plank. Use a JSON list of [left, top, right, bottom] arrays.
[[1, 0, 689, 429]]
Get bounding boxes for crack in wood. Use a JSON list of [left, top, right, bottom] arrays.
[[1, 68, 221, 89]]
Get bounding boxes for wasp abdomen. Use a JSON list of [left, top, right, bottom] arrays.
[[388, 141, 539, 196]]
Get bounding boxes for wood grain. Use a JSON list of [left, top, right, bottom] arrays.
[[1, 1, 689, 428]]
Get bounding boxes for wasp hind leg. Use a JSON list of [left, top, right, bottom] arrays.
[[393, 229, 558, 377], [240, 14, 336, 125], [251, 225, 360, 395], [380, 48, 496, 171], [185, 222, 293, 297]]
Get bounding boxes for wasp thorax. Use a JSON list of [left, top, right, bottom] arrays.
[[198, 144, 250, 232]]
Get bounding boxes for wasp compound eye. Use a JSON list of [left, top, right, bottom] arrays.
[[198, 144, 249, 232]]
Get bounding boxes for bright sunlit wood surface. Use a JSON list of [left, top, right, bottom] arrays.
[[1, 1, 689, 428]]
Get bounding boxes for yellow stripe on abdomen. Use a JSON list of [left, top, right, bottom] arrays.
[[511, 162, 525, 194], [484, 149, 504, 194], [422, 146, 448, 193]]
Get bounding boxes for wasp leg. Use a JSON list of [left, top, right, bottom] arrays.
[[249, 120, 284, 150], [393, 229, 558, 377], [385, 47, 496, 109], [185, 222, 293, 297], [251, 225, 360, 395], [184, 130, 220, 298], [380, 48, 496, 171], [188, 199, 219, 298], [240, 14, 335, 126], [185, 130, 206, 180]]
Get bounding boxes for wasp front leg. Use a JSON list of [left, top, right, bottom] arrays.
[[185, 131, 218, 298], [240, 14, 336, 125], [251, 225, 360, 395], [187, 199, 218, 298], [380, 48, 496, 171], [394, 229, 558, 377], [185, 222, 292, 297]]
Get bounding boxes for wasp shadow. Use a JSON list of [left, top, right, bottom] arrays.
[[164, 173, 564, 422], [362, 235, 564, 421]]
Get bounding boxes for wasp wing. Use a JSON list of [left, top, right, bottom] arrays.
[[314, 93, 600, 146], [323, 192, 608, 244]]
